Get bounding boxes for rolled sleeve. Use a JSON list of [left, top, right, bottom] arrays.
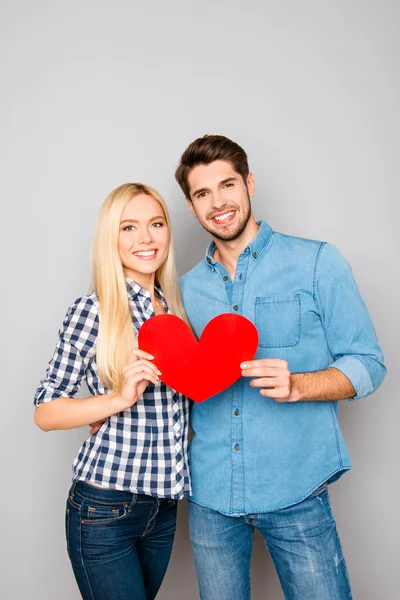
[[34, 297, 98, 406], [314, 243, 386, 401]]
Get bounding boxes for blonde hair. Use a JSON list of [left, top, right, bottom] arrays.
[[91, 183, 188, 391]]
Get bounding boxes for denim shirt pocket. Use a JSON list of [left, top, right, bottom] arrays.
[[255, 294, 301, 348]]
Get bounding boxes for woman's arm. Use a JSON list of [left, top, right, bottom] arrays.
[[34, 348, 159, 431], [34, 393, 124, 431], [33, 294, 159, 432]]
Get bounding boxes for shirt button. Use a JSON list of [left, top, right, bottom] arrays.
[[234, 409, 240, 416], [223, 276, 228, 281], [233, 305, 239, 311], [234, 444, 240, 451], [253, 252, 258, 258]]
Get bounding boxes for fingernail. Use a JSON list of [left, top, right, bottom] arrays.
[[157, 370, 162, 376], [240, 363, 246, 369]]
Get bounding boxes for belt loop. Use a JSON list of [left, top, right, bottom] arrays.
[[70, 480, 77, 496], [128, 493, 138, 511]]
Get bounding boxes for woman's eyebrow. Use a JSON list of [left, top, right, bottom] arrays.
[[120, 216, 165, 224]]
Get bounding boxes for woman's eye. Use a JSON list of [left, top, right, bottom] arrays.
[[151, 222, 163, 227], [123, 225, 135, 231]]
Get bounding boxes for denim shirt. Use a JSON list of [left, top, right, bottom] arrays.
[[180, 221, 386, 515]]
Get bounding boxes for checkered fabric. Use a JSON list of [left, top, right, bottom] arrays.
[[34, 277, 191, 499]]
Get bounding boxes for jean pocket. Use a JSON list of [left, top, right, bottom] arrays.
[[81, 501, 128, 525], [255, 294, 301, 348]]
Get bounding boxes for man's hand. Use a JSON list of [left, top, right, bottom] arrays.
[[89, 419, 106, 435], [240, 359, 298, 402], [241, 360, 356, 402]]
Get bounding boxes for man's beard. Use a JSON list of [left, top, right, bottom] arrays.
[[199, 197, 252, 242]]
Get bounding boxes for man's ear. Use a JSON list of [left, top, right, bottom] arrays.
[[247, 173, 256, 197], [185, 197, 198, 218]]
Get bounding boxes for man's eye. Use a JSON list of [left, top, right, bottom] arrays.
[[197, 192, 207, 199], [223, 182, 234, 188]]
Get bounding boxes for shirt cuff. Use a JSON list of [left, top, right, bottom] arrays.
[[330, 356, 374, 401], [34, 385, 63, 406]]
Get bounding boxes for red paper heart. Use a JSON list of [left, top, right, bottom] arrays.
[[138, 313, 258, 402]]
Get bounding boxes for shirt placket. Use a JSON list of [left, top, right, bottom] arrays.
[[217, 249, 250, 514], [171, 394, 184, 495]]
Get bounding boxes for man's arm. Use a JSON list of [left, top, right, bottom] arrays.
[[241, 243, 386, 403], [240, 359, 355, 402]]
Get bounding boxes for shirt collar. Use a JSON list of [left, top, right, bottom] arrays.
[[125, 276, 164, 300], [205, 220, 273, 268]]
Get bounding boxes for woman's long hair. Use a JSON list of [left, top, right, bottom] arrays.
[[91, 183, 188, 391]]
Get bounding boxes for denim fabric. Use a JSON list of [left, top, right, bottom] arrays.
[[180, 221, 386, 514], [66, 481, 177, 600], [188, 487, 352, 600]]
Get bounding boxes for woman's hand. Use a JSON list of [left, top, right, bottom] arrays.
[[117, 348, 161, 410], [89, 349, 160, 433]]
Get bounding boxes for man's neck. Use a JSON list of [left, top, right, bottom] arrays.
[[212, 216, 259, 281]]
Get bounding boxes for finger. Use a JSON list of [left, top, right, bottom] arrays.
[[126, 348, 140, 366], [134, 348, 155, 361], [259, 387, 292, 400], [242, 367, 290, 378], [250, 377, 290, 388], [124, 366, 159, 384], [129, 372, 158, 386], [90, 425, 99, 434], [123, 359, 161, 377], [89, 419, 106, 427], [240, 359, 288, 370]]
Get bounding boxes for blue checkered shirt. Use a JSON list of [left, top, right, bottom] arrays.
[[34, 277, 191, 499]]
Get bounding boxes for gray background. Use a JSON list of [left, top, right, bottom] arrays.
[[1, 0, 398, 598]]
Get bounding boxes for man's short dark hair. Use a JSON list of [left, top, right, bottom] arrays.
[[175, 134, 249, 200]]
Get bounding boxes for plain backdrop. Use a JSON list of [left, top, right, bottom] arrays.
[[1, 1, 399, 598]]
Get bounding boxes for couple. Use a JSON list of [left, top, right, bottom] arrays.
[[34, 134, 385, 600]]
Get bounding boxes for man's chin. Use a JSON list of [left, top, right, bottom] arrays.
[[203, 221, 248, 242]]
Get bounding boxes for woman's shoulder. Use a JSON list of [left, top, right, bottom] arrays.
[[65, 292, 99, 319], [60, 293, 100, 349]]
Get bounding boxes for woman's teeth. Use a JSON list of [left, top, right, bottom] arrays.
[[134, 250, 157, 257]]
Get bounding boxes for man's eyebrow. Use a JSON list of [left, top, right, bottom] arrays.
[[192, 186, 208, 198], [220, 176, 238, 186], [192, 177, 238, 198], [120, 216, 165, 224]]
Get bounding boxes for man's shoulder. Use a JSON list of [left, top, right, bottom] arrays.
[[272, 229, 325, 250]]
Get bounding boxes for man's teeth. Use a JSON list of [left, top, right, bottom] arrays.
[[134, 250, 156, 257], [214, 211, 235, 222]]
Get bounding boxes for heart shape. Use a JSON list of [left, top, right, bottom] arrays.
[[138, 313, 258, 402]]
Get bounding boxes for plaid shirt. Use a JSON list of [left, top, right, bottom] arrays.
[[34, 277, 191, 499]]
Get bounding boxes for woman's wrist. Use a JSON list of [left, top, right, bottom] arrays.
[[109, 392, 127, 413]]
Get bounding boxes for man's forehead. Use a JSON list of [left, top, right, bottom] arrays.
[[188, 160, 237, 189]]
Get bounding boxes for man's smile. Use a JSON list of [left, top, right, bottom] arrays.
[[210, 210, 237, 225]]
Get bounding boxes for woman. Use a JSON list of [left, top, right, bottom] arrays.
[[34, 183, 191, 600]]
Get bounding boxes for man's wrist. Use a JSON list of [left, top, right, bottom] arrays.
[[289, 373, 305, 402]]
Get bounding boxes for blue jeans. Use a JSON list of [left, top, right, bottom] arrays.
[[188, 485, 352, 600], [66, 481, 177, 600]]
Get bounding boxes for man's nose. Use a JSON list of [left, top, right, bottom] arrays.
[[211, 191, 227, 210]]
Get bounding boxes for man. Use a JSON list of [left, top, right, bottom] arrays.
[[175, 134, 386, 600]]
